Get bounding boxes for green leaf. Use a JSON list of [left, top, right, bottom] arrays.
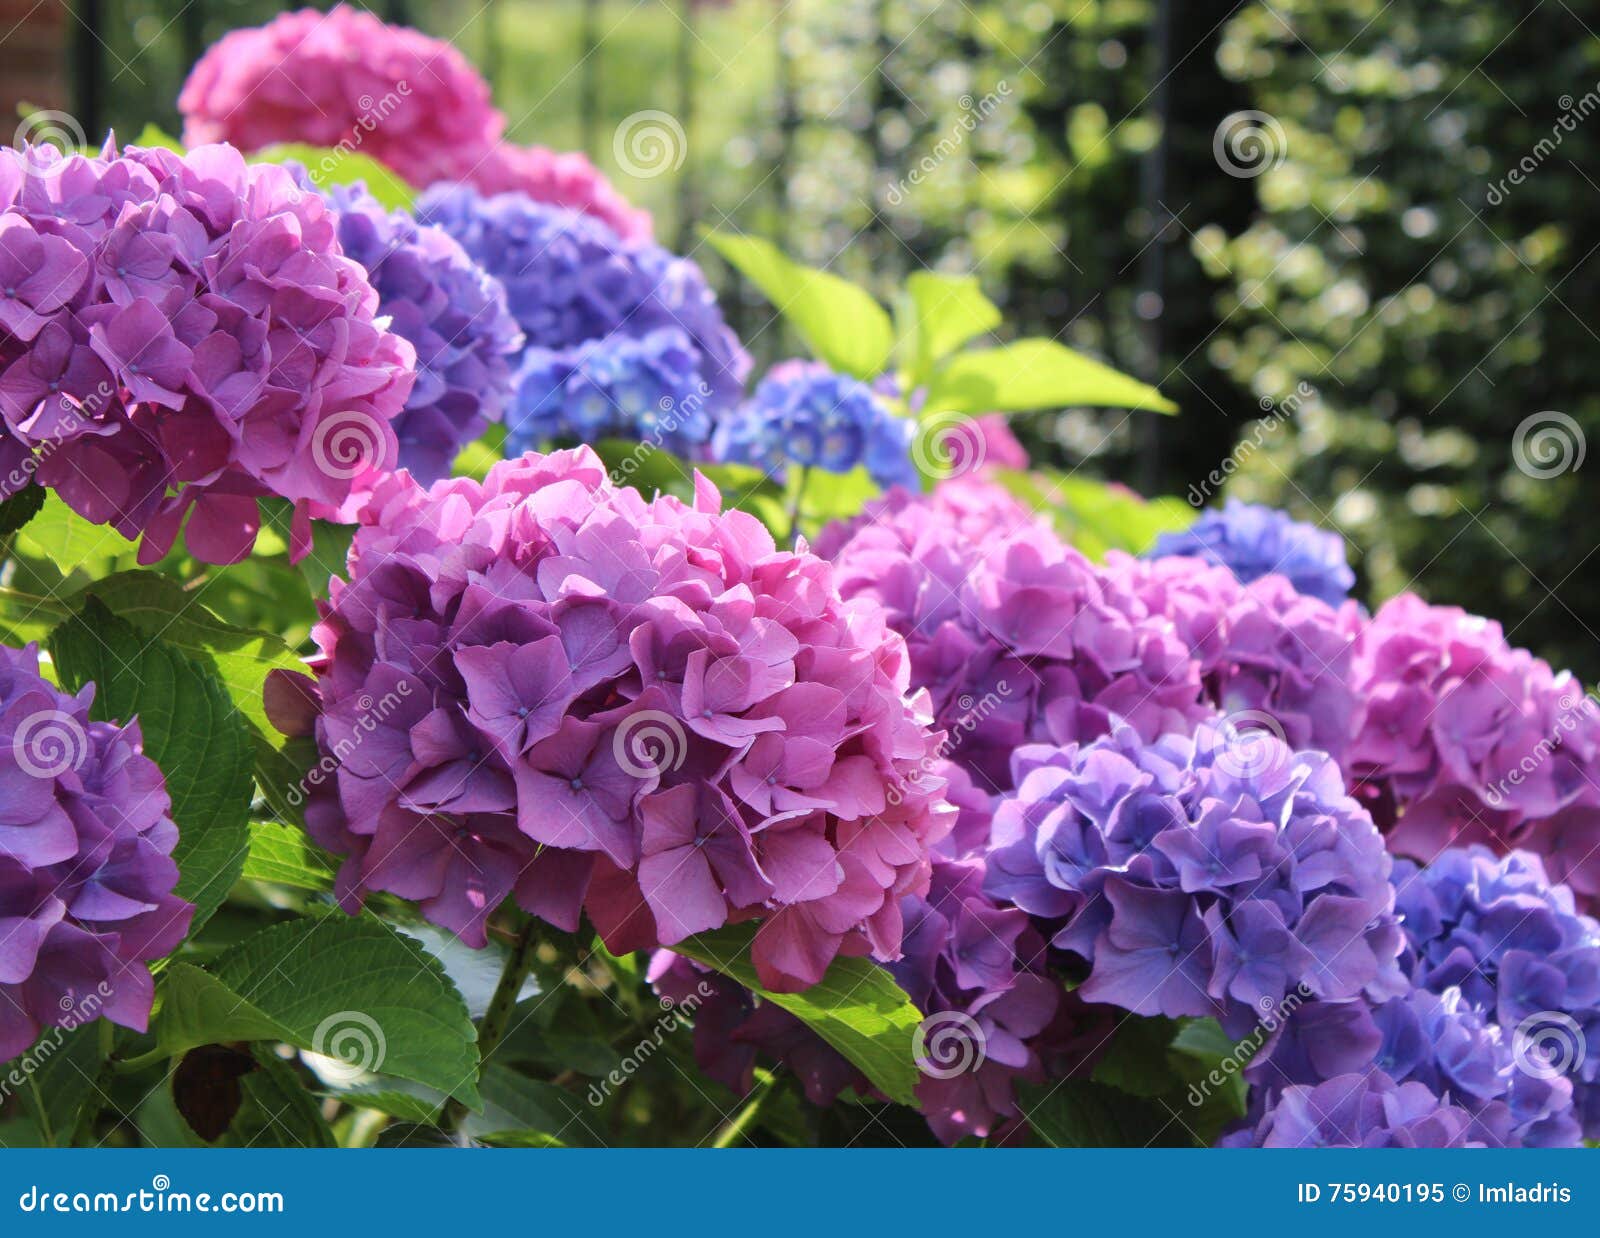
[[69, 570, 305, 740], [460, 1064, 587, 1145], [241, 821, 338, 893], [16, 493, 132, 577], [252, 143, 414, 210], [327, 1083, 443, 1125], [899, 272, 1001, 384], [212, 915, 482, 1109], [131, 124, 183, 152], [675, 922, 924, 1106], [704, 230, 893, 379], [239, 1049, 337, 1148], [16, 1022, 107, 1146], [0, 484, 45, 536], [154, 964, 292, 1058], [925, 339, 1177, 415], [1016, 1079, 1184, 1147], [993, 469, 1195, 560], [50, 600, 253, 934]]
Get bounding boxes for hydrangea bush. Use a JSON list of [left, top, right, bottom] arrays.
[[5, 12, 1597, 1153]]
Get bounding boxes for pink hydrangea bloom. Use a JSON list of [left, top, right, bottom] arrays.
[[1347, 593, 1600, 903], [178, 5, 502, 190], [1104, 551, 1361, 765], [287, 447, 953, 992], [0, 139, 414, 563], [467, 144, 653, 242], [818, 478, 1209, 795]]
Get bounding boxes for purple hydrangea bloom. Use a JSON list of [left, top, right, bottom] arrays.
[[1347, 595, 1600, 908], [1149, 499, 1355, 606], [0, 643, 192, 1062], [1222, 1071, 1480, 1147], [0, 139, 415, 564], [288, 447, 953, 993], [1105, 552, 1361, 765], [818, 479, 1210, 795], [315, 180, 521, 486], [414, 186, 749, 453], [1390, 845, 1600, 1136], [985, 721, 1405, 1037], [713, 361, 918, 490]]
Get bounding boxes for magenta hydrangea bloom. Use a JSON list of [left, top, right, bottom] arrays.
[[1347, 594, 1600, 902], [469, 143, 653, 242], [0, 139, 415, 563], [818, 479, 1209, 794], [986, 722, 1405, 1036], [179, 6, 503, 191], [1105, 552, 1361, 765], [315, 179, 521, 485], [290, 447, 952, 992], [1221, 1071, 1480, 1147], [0, 644, 192, 1062]]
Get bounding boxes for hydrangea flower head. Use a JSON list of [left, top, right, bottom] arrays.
[[470, 143, 653, 242], [1222, 1071, 1479, 1147], [713, 361, 918, 490], [985, 721, 1405, 1035], [292, 447, 951, 992], [0, 140, 414, 563], [819, 480, 1209, 793], [179, 6, 503, 190], [316, 180, 521, 485], [1149, 499, 1355, 605], [1390, 845, 1600, 1134], [1348, 595, 1600, 901], [0, 643, 192, 1062], [416, 187, 747, 452], [1105, 551, 1360, 765]]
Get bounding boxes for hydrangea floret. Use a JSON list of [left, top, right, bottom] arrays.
[[1149, 498, 1355, 606]]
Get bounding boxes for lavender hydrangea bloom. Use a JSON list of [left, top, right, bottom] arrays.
[[291, 447, 952, 993], [1149, 499, 1355, 606], [1222, 1071, 1480, 1147], [713, 361, 918, 490], [0, 139, 415, 564], [985, 722, 1405, 1036], [1105, 552, 1361, 765], [819, 479, 1210, 795], [1348, 596, 1600, 907], [317, 181, 521, 485], [0, 644, 192, 1062], [1390, 845, 1600, 1137], [415, 186, 748, 452]]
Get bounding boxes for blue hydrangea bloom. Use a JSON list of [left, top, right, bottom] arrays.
[[985, 721, 1404, 1037], [415, 184, 749, 454], [712, 360, 918, 489], [1221, 1071, 1479, 1147], [1149, 499, 1355, 605], [319, 181, 522, 485], [1391, 845, 1600, 1138]]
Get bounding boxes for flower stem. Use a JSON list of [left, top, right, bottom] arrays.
[[785, 465, 811, 546], [446, 916, 540, 1135]]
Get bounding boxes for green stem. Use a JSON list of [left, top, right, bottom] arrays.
[[785, 465, 811, 546], [110, 1046, 169, 1076], [446, 916, 541, 1133], [711, 1073, 777, 1149]]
